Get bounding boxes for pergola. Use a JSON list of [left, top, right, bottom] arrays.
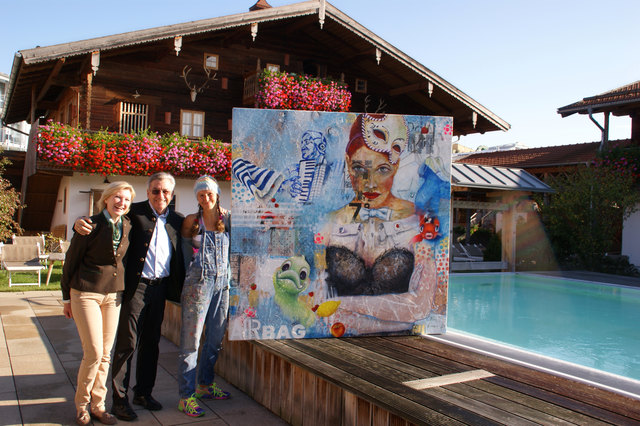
[[451, 162, 553, 272]]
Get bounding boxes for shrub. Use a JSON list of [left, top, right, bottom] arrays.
[[0, 152, 23, 242], [536, 163, 639, 269], [483, 231, 502, 261]]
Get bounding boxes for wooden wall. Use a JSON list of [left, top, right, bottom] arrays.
[[216, 339, 414, 426], [47, 30, 407, 143]]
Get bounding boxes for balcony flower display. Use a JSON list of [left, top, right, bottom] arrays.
[[594, 144, 640, 182], [37, 121, 231, 179], [255, 70, 351, 112]]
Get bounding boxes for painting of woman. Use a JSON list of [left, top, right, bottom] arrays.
[[319, 113, 440, 334]]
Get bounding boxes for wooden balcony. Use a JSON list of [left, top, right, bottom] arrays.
[[243, 71, 259, 107]]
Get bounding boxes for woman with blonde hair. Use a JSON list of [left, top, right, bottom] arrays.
[[62, 181, 135, 425]]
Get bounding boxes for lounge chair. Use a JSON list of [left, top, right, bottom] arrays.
[[2, 244, 46, 287]]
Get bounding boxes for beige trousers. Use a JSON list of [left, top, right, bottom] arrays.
[[70, 289, 121, 412]]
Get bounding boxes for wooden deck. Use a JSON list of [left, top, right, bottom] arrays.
[[215, 335, 640, 426]]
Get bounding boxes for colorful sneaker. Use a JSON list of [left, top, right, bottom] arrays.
[[195, 382, 231, 400], [178, 394, 205, 417]]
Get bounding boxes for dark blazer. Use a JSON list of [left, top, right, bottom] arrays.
[[124, 201, 185, 303], [61, 212, 131, 301]]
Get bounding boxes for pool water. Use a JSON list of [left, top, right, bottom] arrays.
[[447, 273, 640, 381]]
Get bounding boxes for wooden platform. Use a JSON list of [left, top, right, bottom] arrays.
[[216, 335, 640, 426]]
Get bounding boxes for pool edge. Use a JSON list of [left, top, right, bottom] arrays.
[[426, 330, 640, 401]]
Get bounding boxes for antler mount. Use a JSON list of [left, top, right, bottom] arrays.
[[181, 65, 217, 102]]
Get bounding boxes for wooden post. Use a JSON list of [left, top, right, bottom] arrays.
[[632, 113, 640, 143], [30, 85, 36, 124], [83, 71, 93, 129], [501, 193, 518, 272]]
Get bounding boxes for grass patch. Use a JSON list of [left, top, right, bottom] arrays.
[[0, 263, 62, 292]]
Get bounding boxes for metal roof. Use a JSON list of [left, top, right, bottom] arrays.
[[451, 163, 553, 193]]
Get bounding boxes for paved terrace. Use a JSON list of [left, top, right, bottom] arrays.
[[0, 290, 288, 426], [1, 270, 638, 425]]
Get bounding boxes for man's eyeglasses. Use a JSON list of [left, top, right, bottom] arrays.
[[151, 189, 172, 195]]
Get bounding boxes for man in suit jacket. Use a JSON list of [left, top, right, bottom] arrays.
[[75, 172, 185, 421]]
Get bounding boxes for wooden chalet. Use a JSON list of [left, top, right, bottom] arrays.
[[1, 0, 511, 236]]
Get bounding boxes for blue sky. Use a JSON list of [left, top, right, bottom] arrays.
[[2, 0, 638, 149]]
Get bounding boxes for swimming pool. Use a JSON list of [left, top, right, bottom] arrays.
[[446, 273, 640, 385]]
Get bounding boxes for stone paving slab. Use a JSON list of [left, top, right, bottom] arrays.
[[0, 390, 23, 426]]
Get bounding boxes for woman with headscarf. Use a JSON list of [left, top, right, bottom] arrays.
[[177, 175, 231, 418]]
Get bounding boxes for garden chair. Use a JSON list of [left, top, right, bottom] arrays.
[[45, 239, 70, 286], [12, 234, 46, 248], [1, 244, 45, 287], [12, 235, 48, 261]]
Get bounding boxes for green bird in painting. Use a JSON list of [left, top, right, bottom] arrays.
[[273, 256, 315, 328]]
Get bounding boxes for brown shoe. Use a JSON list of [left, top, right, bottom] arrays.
[[91, 410, 118, 425], [76, 410, 91, 426]]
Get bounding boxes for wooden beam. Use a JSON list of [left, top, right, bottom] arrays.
[[37, 101, 57, 110], [452, 200, 509, 211], [30, 85, 36, 124], [389, 81, 426, 97], [36, 58, 65, 103]]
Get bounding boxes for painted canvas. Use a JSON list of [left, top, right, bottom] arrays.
[[228, 108, 451, 340]]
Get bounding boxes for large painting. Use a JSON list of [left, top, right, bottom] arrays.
[[228, 108, 451, 340]]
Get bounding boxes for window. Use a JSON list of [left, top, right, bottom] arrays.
[[119, 102, 148, 133], [0, 82, 5, 110], [204, 53, 219, 70], [181, 110, 205, 138], [266, 63, 280, 73], [355, 78, 367, 94]]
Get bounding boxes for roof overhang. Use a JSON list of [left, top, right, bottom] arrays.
[[558, 82, 640, 118], [451, 163, 554, 193], [3, 0, 510, 136]]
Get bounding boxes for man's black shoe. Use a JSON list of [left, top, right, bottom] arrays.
[[111, 400, 138, 421], [132, 394, 163, 411]]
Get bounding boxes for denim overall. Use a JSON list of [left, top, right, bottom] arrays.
[[178, 225, 230, 398]]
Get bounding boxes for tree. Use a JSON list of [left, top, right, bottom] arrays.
[[536, 157, 639, 269], [0, 152, 23, 242]]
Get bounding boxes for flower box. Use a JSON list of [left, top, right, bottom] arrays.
[[254, 70, 351, 112], [37, 121, 231, 180]]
